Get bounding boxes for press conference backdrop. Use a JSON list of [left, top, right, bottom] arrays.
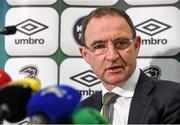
[[0, 0, 180, 100]]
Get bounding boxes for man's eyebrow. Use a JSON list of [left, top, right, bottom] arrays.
[[89, 40, 105, 46], [114, 37, 129, 41], [88, 36, 131, 46]]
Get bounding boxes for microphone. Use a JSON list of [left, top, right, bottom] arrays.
[[71, 108, 109, 124], [0, 85, 32, 123], [0, 68, 12, 89], [27, 85, 81, 124], [0, 78, 41, 123], [13, 78, 41, 92], [0, 25, 17, 35], [62, 108, 109, 124]]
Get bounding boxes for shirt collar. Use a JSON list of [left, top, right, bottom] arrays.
[[102, 67, 140, 98]]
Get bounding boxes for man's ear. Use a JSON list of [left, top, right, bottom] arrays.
[[79, 46, 90, 64], [134, 35, 141, 54]]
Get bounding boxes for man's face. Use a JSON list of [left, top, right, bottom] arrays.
[[80, 15, 141, 88]]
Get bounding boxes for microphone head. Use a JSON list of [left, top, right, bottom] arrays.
[[0, 85, 32, 122], [27, 85, 81, 124], [0, 68, 12, 88], [13, 78, 41, 92], [71, 108, 109, 124], [0, 26, 17, 35]]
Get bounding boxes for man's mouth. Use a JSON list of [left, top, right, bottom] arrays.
[[106, 65, 124, 73]]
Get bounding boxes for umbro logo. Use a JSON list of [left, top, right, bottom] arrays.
[[16, 19, 48, 36], [135, 19, 171, 36], [70, 70, 101, 87]]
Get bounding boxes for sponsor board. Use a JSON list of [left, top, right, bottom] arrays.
[[124, 0, 179, 5], [126, 7, 180, 56], [5, 7, 59, 56], [59, 58, 101, 100], [4, 58, 58, 88], [137, 58, 180, 82], [6, 0, 57, 5], [63, 0, 118, 6], [61, 7, 96, 56]]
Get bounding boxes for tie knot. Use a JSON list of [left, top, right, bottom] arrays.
[[103, 92, 119, 106]]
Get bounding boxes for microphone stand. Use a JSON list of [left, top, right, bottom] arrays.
[[0, 104, 10, 124], [30, 113, 50, 124]]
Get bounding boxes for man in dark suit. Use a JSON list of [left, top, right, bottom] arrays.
[[79, 7, 180, 124]]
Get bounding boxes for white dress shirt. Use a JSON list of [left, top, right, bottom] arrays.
[[101, 67, 140, 125]]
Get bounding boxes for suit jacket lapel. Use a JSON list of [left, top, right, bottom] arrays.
[[81, 91, 102, 111], [128, 71, 154, 124]]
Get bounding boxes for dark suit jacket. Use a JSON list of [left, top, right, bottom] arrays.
[[80, 71, 180, 124]]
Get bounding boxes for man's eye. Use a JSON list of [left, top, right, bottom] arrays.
[[93, 44, 106, 49], [115, 40, 129, 47]]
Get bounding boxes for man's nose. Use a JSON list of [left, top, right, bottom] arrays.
[[106, 44, 120, 61]]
